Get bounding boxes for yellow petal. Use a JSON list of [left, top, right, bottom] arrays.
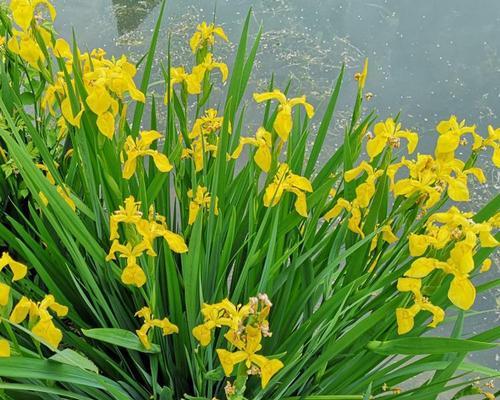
[[446, 176, 469, 202], [122, 154, 138, 180], [216, 349, 237, 376], [405, 257, 438, 278], [254, 146, 272, 172], [273, 107, 293, 142], [151, 152, 173, 173], [253, 355, 284, 388], [61, 98, 83, 128], [192, 323, 212, 346], [397, 277, 422, 295], [449, 242, 475, 274], [366, 135, 387, 159], [188, 201, 200, 225], [9, 296, 32, 324], [0, 283, 10, 306], [435, 133, 459, 156], [396, 307, 417, 335], [136, 327, 151, 349], [32, 319, 63, 348], [448, 275, 475, 310], [163, 231, 188, 253], [253, 90, 287, 105], [86, 86, 112, 116], [53, 38, 72, 59], [0, 338, 10, 358], [293, 190, 308, 217], [96, 111, 115, 139], [480, 259, 492, 273], [408, 234, 434, 257], [121, 264, 146, 288]]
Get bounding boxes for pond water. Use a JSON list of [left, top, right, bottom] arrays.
[[52, 0, 499, 386]]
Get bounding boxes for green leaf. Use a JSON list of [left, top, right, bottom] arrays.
[[367, 337, 497, 355], [50, 349, 99, 373], [82, 328, 160, 353]]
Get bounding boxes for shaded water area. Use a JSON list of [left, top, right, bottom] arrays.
[[53, 0, 499, 388]]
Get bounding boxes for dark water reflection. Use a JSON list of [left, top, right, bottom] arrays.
[[52, 0, 498, 379]]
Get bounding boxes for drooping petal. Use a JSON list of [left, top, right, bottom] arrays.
[[273, 107, 293, 142], [96, 111, 115, 139], [122, 153, 138, 180], [366, 135, 387, 159], [0, 338, 10, 358], [163, 231, 188, 253], [0, 283, 10, 306], [121, 264, 146, 288], [448, 275, 475, 310], [151, 152, 173, 173], [253, 90, 287, 105], [192, 323, 212, 346]]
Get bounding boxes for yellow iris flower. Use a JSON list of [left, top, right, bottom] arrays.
[[193, 53, 229, 83], [0, 252, 28, 282], [0, 252, 28, 310], [10, 294, 68, 348], [164, 66, 204, 103], [189, 21, 228, 53], [367, 118, 418, 160], [263, 163, 313, 217], [396, 277, 444, 335], [435, 115, 476, 161], [217, 326, 284, 388], [188, 186, 219, 225], [189, 108, 226, 139], [344, 161, 384, 208], [229, 127, 273, 172], [109, 196, 143, 241], [10, 0, 56, 31], [192, 300, 251, 346], [135, 307, 178, 349], [253, 89, 314, 142], [8, 29, 45, 68], [122, 130, 173, 179], [473, 125, 500, 167]]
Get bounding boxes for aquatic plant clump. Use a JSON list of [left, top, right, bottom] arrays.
[[0, 1, 499, 399]]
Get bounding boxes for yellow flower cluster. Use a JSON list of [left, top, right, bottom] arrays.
[[1, 252, 67, 354], [135, 307, 178, 349], [388, 154, 485, 208], [8, 0, 144, 141], [192, 295, 284, 388], [42, 46, 145, 139], [7, 0, 55, 69], [106, 196, 188, 287], [396, 207, 499, 334]]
